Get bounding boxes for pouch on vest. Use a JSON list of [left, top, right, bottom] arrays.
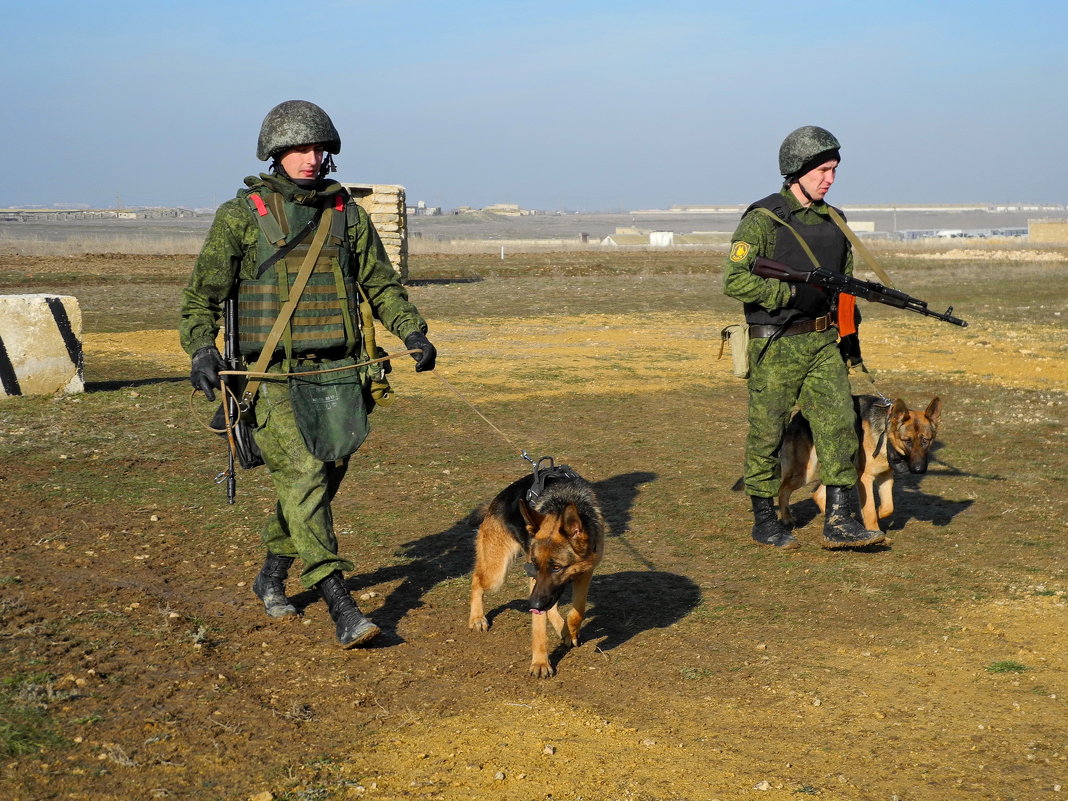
[[355, 284, 394, 412], [287, 356, 369, 461], [719, 323, 750, 379]]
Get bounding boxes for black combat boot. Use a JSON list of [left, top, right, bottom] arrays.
[[750, 495, 799, 549], [317, 572, 381, 648], [252, 553, 298, 618], [822, 486, 886, 549]]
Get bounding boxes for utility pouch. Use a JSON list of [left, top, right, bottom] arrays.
[[361, 346, 393, 413], [288, 357, 369, 461], [355, 284, 394, 413], [719, 323, 750, 379]]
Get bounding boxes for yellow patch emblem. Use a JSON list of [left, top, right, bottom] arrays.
[[729, 241, 752, 262]]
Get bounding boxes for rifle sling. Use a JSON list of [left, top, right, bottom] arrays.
[[240, 207, 336, 406], [823, 204, 895, 288]]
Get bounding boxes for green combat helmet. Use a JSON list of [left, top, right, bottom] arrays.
[[256, 100, 341, 162], [778, 125, 841, 177]]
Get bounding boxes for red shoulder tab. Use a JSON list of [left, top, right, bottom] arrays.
[[250, 194, 268, 216], [335, 194, 346, 212]]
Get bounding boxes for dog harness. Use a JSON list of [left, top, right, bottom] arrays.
[[523, 454, 581, 504], [521, 453, 581, 584]]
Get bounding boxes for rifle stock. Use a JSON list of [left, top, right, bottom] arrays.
[[222, 296, 240, 504], [752, 256, 968, 327]]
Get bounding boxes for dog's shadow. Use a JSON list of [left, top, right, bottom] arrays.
[[785, 444, 976, 532], [575, 570, 701, 652]]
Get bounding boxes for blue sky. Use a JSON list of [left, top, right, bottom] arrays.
[[2, 0, 1065, 211]]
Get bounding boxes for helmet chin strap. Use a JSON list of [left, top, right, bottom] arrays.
[[784, 175, 817, 206]]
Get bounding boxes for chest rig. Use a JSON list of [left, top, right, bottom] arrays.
[[742, 193, 848, 328], [237, 189, 359, 362]]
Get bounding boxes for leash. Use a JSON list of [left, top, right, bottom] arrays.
[[428, 369, 530, 459]]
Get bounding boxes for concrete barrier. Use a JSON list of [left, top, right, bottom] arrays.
[[0, 294, 84, 398]]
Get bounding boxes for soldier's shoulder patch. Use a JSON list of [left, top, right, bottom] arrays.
[[729, 241, 752, 262]]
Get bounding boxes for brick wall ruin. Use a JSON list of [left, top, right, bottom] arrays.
[[344, 183, 408, 281]]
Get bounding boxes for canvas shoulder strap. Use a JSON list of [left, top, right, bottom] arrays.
[[823, 204, 895, 287]]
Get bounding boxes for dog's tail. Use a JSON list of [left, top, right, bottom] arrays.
[[467, 503, 490, 528], [730, 476, 745, 492]]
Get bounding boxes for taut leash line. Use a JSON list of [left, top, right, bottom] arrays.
[[429, 369, 525, 457]]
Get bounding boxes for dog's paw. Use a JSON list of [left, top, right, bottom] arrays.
[[468, 616, 489, 632], [530, 660, 555, 679]]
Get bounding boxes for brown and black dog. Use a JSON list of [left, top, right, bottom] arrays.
[[778, 394, 942, 532], [468, 468, 606, 678]]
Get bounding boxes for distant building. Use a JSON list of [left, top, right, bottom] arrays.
[[1029, 219, 1068, 244], [407, 200, 441, 217], [482, 203, 535, 216]]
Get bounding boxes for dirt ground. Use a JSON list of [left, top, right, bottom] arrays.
[[1, 251, 1066, 801]]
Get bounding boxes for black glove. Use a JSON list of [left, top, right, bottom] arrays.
[[404, 331, 437, 372], [190, 346, 225, 401], [788, 283, 828, 317], [838, 333, 863, 366]]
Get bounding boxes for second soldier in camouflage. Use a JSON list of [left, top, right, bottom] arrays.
[[723, 126, 885, 551]]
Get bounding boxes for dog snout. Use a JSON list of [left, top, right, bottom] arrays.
[[529, 581, 565, 612]]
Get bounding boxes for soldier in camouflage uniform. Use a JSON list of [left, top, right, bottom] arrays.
[[179, 100, 437, 646], [723, 125, 884, 550]]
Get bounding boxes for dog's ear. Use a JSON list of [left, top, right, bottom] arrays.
[[561, 503, 590, 554], [925, 397, 942, 427], [520, 499, 545, 533], [890, 398, 910, 424]]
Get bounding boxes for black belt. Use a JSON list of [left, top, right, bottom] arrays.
[[748, 315, 832, 339]]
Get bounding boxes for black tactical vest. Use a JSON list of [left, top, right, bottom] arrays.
[[742, 193, 848, 327]]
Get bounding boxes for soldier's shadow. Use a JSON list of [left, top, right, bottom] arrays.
[[329, 470, 667, 647]]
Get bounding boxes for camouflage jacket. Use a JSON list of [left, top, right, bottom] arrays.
[[178, 173, 427, 356], [722, 187, 854, 313]]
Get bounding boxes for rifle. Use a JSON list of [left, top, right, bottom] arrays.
[[752, 256, 968, 327], [214, 294, 264, 504]]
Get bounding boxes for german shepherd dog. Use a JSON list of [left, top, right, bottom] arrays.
[[778, 395, 942, 532], [468, 469, 606, 678]]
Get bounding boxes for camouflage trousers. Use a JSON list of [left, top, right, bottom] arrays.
[[252, 376, 355, 589], [743, 329, 857, 497]]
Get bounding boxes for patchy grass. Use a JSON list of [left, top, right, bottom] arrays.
[[986, 660, 1030, 674], [0, 249, 1066, 801], [0, 674, 72, 757]]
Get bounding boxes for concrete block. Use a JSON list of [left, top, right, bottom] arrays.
[[0, 294, 84, 397]]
